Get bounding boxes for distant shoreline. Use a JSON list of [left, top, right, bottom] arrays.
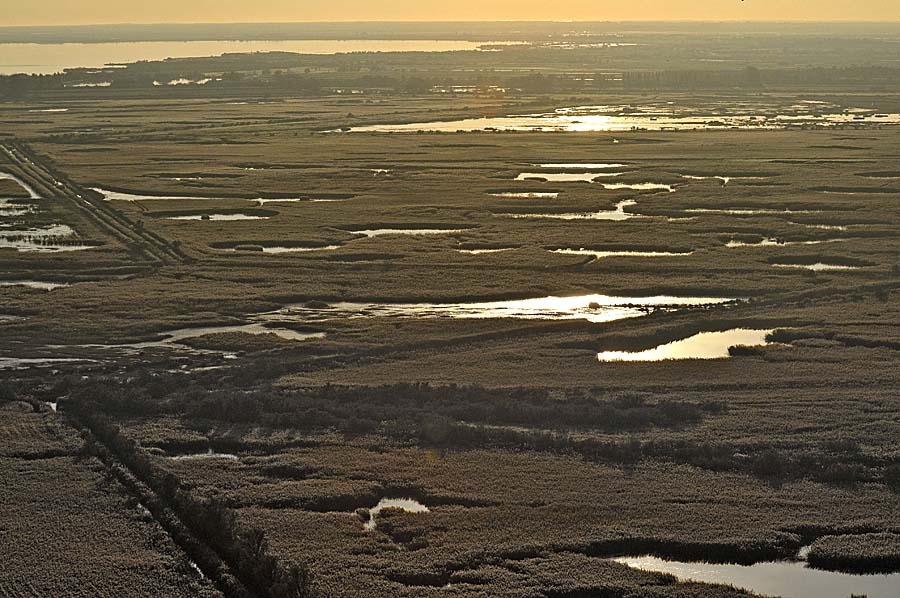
[[2, 21, 900, 45]]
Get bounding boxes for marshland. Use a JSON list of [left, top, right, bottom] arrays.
[[1, 18, 900, 598]]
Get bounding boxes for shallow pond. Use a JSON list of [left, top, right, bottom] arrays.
[[600, 182, 675, 192], [94, 187, 318, 205], [500, 200, 639, 221], [511, 177, 676, 192], [159, 323, 325, 344], [363, 498, 429, 531], [725, 238, 842, 248], [170, 449, 239, 461], [455, 247, 517, 254], [552, 248, 691, 261], [0, 280, 69, 290], [164, 213, 270, 221], [489, 191, 560, 199], [537, 163, 628, 169], [772, 262, 860, 271], [256, 197, 353, 204], [683, 175, 731, 185], [349, 228, 467, 238], [341, 104, 900, 133], [516, 172, 626, 182], [266, 294, 733, 325], [682, 175, 770, 186], [614, 554, 900, 598], [93, 188, 208, 201], [226, 244, 342, 254], [597, 329, 774, 362]]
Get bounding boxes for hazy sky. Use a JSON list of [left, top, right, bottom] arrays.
[[7, 0, 900, 26]]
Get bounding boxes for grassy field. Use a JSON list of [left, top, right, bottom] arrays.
[[0, 402, 220, 597]]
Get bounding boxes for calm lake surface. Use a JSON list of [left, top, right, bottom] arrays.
[[0, 40, 514, 75]]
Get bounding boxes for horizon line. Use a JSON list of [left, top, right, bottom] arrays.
[[4, 19, 900, 28]]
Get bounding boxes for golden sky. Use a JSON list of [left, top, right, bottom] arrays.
[[7, 0, 900, 26]]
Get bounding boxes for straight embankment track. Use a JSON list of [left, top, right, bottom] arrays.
[[2, 141, 187, 266]]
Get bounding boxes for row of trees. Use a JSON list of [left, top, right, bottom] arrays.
[[414, 415, 896, 489], [622, 66, 900, 89], [82, 378, 724, 435], [622, 67, 763, 89], [6, 66, 900, 97]]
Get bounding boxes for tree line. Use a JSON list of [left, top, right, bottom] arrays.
[[5, 65, 900, 98]]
